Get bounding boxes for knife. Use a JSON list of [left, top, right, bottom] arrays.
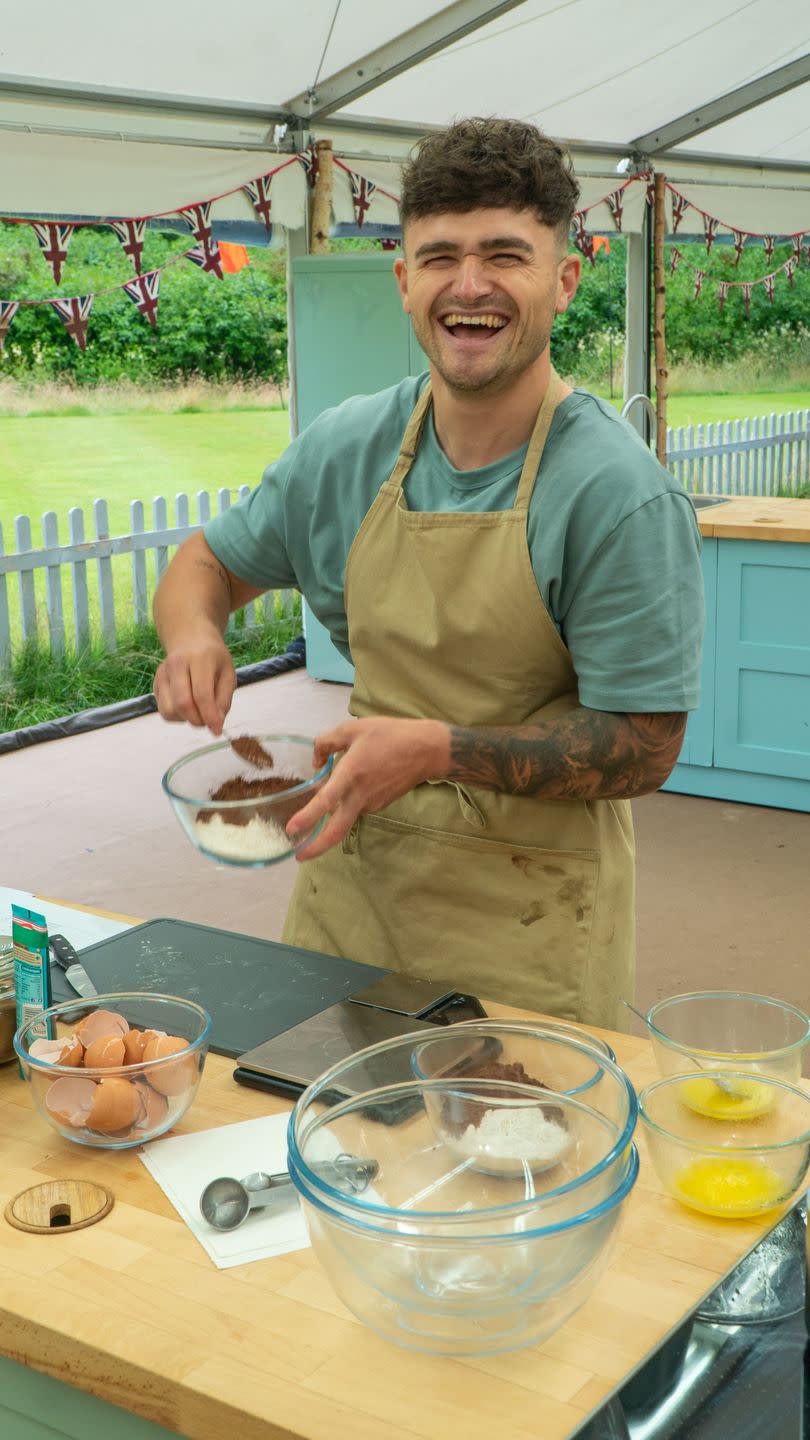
[[49, 934, 98, 998]]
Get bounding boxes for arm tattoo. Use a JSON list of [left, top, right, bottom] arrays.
[[448, 710, 687, 801], [194, 556, 231, 595]]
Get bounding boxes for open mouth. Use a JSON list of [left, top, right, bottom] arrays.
[[440, 312, 510, 342]]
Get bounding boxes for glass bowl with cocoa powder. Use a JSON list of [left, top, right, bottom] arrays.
[[162, 734, 334, 867]]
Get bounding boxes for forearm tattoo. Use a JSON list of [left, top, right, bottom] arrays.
[[448, 710, 686, 801]]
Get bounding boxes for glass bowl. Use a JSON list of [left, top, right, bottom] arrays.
[[287, 1072, 638, 1354], [162, 733, 333, 868], [646, 992, 810, 1114], [639, 1071, 810, 1219], [14, 992, 211, 1149]]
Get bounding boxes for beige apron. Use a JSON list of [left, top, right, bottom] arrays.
[[284, 370, 635, 1027]]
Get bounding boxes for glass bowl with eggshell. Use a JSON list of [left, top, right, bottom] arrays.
[[162, 734, 334, 868], [13, 993, 212, 1149]]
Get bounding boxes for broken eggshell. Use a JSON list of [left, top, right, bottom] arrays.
[[45, 1074, 97, 1128], [87, 1077, 142, 1133], [83, 1033, 127, 1069], [142, 1034, 198, 1096], [29, 1033, 84, 1067], [76, 1008, 129, 1047]]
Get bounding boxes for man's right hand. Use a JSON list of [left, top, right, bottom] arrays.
[[153, 635, 237, 734]]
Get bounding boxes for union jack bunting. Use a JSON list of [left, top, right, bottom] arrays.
[[180, 204, 222, 277], [732, 230, 746, 265], [763, 235, 775, 264], [298, 146, 319, 188], [109, 219, 146, 275], [763, 273, 775, 303], [671, 192, 690, 232], [741, 282, 754, 317], [693, 271, 705, 301], [379, 238, 398, 251], [786, 256, 798, 287], [184, 245, 224, 278], [792, 234, 805, 263], [123, 269, 161, 327], [31, 222, 74, 284], [0, 300, 19, 352], [703, 215, 719, 256], [717, 282, 730, 313], [242, 174, 274, 233], [49, 295, 94, 350], [645, 176, 655, 207], [669, 247, 682, 275], [605, 189, 624, 232], [350, 172, 376, 227], [572, 213, 595, 266]]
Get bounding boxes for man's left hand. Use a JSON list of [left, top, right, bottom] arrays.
[[287, 717, 451, 861]]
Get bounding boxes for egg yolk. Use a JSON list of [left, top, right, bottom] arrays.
[[678, 1076, 776, 1121], [674, 1157, 786, 1217]]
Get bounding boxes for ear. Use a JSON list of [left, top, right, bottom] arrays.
[[556, 253, 581, 315], [393, 257, 411, 315]]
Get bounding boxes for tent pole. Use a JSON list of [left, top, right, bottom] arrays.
[[623, 205, 652, 443], [652, 172, 668, 464], [286, 129, 310, 441]]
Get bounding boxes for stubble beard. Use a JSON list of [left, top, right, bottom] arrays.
[[413, 311, 555, 398]]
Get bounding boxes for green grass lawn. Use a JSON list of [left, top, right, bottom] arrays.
[[2, 391, 809, 531]]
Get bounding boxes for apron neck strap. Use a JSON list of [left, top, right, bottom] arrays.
[[513, 367, 565, 512], [389, 380, 433, 488]]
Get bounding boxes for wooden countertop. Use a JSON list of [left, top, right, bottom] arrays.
[[0, 907, 805, 1440], [695, 495, 810, 542]]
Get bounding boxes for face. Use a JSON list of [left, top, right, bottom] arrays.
[[394, 207, 580, 396]]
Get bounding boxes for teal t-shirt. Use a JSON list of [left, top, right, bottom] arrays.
[[205, 378, 704, 713]]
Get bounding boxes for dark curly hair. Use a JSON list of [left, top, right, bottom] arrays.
[[399, 117, 579, 242]]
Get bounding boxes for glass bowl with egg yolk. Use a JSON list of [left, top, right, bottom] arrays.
[[639, 1071, 810, 1219]]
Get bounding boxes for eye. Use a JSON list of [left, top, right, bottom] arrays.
[[422, 255, 456, 268], [490, 253, 525, 266]]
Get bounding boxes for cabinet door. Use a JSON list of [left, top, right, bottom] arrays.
[[714, 540, 810, 781], [677, 539, 716, 767]]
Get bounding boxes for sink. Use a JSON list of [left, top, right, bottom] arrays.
[[689, 495, 731, 510]]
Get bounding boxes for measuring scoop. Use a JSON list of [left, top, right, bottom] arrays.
[[622, 999, 742, 1097], [200, 1154, 378, 1231]]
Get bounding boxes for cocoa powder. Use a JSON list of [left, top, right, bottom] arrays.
[[198, 774, 306, 828], [440, 1058, 565, 1135]]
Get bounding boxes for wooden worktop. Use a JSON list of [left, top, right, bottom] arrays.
[[0, 916, 804, 1440], [695, 495, 810, 542]]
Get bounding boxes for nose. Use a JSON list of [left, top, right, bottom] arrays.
[[452, 255, 493, 303]]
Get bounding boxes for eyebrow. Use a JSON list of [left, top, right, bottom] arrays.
[[413, 236, 535, 260]]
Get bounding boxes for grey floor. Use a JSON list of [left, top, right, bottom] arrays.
[[4, 666, 809, 1035]]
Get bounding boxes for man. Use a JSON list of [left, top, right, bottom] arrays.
[[154, 117, 703, 1028]]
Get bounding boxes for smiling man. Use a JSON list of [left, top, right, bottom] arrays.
[[153, 118, 704, 1027]]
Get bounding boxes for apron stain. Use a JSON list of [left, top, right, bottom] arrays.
[[511, 854, 532, 875], [519, 902, 546, 927]]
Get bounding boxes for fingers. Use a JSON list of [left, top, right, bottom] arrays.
[[293, 793, 360, 862], [312, 722, 356, 768], [153, 649, 235, 733]]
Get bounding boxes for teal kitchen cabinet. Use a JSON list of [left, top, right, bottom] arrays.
[[291, 254, 427, 683], [664, 533, 810, 813]]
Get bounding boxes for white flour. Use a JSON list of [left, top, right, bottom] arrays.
[[193, 813, 293, 862], [453, 1106, 569, 1164]]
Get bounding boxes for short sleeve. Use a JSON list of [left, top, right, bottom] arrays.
[[563, 493, 704, 712], [204, 451, 298, 593]]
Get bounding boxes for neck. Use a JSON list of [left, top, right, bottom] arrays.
[[429, 353, 568, 471]]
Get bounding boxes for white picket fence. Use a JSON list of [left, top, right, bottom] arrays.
[[0, 485, 294, 669], [666, 409, 809, 496], [1, 408, 808, 666]]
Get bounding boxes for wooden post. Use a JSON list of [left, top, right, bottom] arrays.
[[653, 171, 668, 466], [309, 140, 333, 254]]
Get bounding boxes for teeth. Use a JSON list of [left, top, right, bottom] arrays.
[[443, 314, 507, 329]]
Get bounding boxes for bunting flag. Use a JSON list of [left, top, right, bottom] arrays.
[[786, 256, 798, 287], [31, 222, 74, 285], [645, 176, 655, 207], [693, 271, 705, 301], [670, 247, 682, 275], [741, 282, 754, 317], [122, 269, 160, 327], [109, 219, 146, 275], [703, 215, 719, 255], [764, 273, 775, 303], [717, 281, 730, 312], [218, 242, 249, 274], [184, 244, 223, 277], [242, 174, 273, 233], [605, 189, 624, 232], [49, 295, 94, 349], [379, 238, 398, 251], [671, 193, 690, 232], [763, 235, 775, 264], [0, 300, 19, 351], [179, 203, 222, 277], [298, 146, 319, 188], [572, 213, 595, 265], [732, 230, 746, 265], [793, 234, 806, 263], [350, 172, 377, 226]]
